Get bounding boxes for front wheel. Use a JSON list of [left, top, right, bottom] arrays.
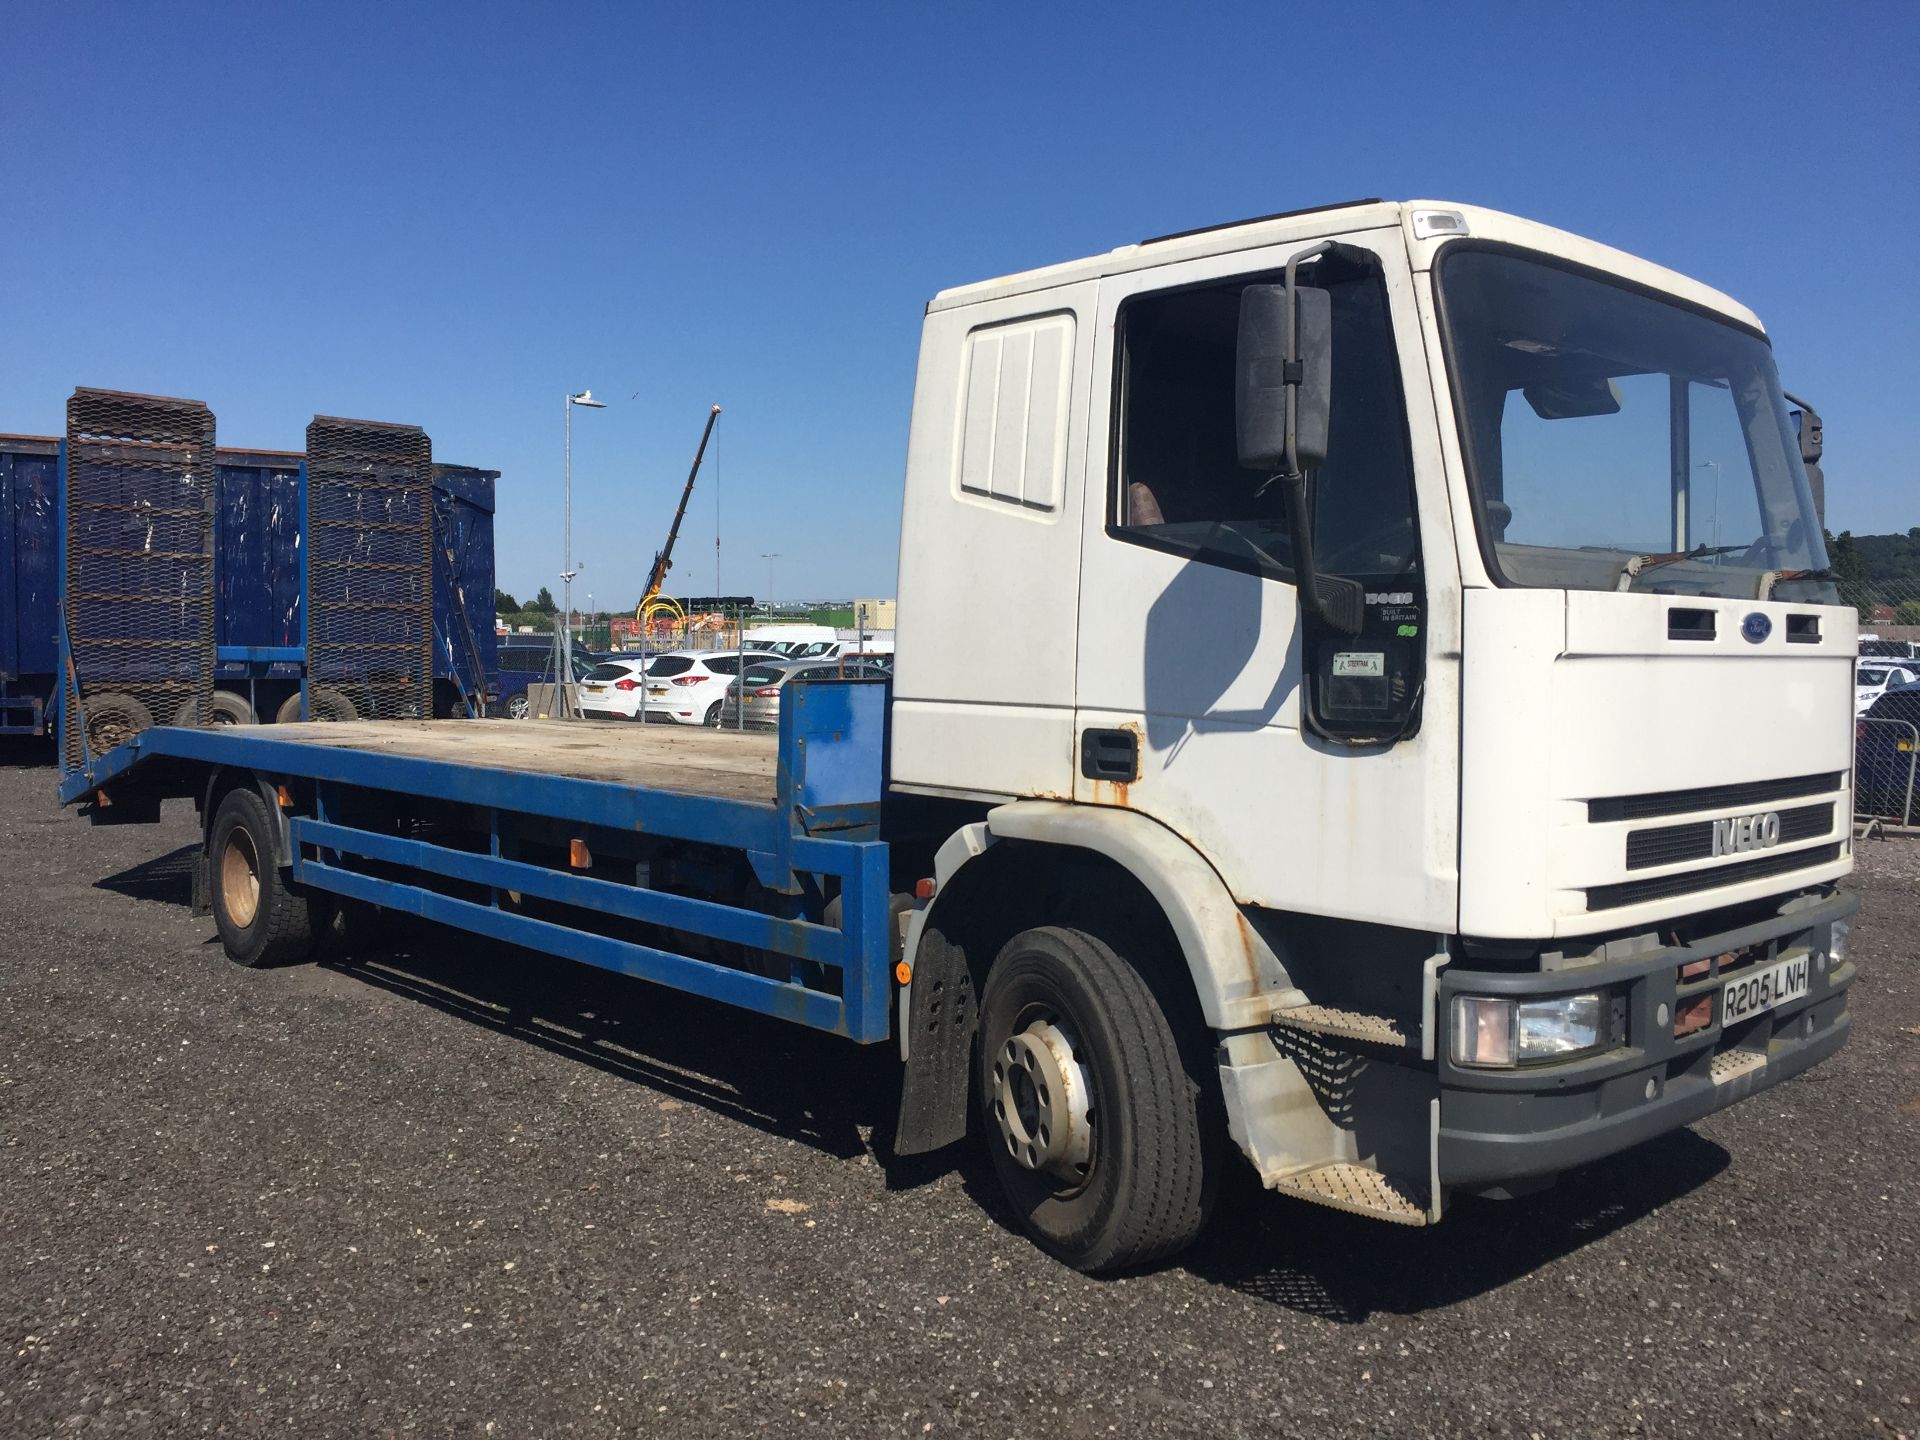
[[976, 925, 1219, 1272]]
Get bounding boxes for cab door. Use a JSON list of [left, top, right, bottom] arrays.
[[1073, 228, 1459, 929]]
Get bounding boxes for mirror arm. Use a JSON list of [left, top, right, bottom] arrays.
[[1274, 242, 1364, 636]]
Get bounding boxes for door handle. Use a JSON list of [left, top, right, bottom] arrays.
[[1080, 728, 1139, 782]]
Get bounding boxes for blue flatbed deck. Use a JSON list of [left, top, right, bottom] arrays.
[[61, 684, 895, 1042]]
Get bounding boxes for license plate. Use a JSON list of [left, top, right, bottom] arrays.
[[584, 685, 605, 694], [647, 686, 668, 697], [1721, 954, 1809, 1025]]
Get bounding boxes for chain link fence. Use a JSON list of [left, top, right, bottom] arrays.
[[1854, 576, 1920, 826]]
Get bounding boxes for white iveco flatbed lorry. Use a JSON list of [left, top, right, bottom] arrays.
[[69, 199, 1854, 1272], [884, 198, 1852, 1264]]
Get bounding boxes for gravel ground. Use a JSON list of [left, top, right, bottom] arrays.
[[0, 744, 1915, 1438]]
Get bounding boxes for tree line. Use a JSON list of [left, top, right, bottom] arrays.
[[1830, 528, 1920, 624]]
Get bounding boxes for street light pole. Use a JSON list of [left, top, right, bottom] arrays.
[[761, 553, 781, 616], [563, 389, 607, 712], [1694, 460, 1722, 555]]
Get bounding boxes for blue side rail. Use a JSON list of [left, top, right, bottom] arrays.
[[59, 682, 895, 1043]]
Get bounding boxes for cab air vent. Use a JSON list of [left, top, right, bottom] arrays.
[[1588, 772, 1843, 823], [1668, 608, 1715, 641]]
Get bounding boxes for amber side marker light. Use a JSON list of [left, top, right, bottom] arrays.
[[569, 838, 592, 869], [894, 961, 913, 986], [1674, 993, 1714, 1037]]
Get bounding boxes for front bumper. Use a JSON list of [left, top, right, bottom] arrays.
[[1438, 889, 1856, 1188]]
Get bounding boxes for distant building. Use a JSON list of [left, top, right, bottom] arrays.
[[852, 598, 897, 630]]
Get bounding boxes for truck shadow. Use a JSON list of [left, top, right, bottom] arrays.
[[93, 842, 198, 903], [83, 853, 1737, 1318], [0, 737, 55, 768], [1175, 1128, 1731, 1321], [319, 924, 901, 1165]]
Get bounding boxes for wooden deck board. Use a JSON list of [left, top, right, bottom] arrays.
[[262, 719, 780, 802]]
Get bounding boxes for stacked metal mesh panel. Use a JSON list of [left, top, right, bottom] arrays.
[[63, 388, 217, 768], [305, 416, 434, 720]]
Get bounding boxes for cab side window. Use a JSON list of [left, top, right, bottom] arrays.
[[1112, 268, 1419, 583]]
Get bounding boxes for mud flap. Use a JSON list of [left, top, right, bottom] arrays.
[[190, 848, 211, 917], [892, 926, 977, 1155]]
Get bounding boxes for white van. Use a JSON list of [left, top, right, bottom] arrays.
[[741, 624, 837, 659]]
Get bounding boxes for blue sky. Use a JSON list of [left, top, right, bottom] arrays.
[[4, 1, 1915, 605]]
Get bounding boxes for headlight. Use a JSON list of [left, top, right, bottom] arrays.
[[1828, 918, 1850, 965], [1450, 991, 1607, 1068]]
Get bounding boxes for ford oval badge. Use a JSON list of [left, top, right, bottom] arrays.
[[1742, 613, 1772, 644]]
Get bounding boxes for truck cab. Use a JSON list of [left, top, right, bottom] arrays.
[[889, 201, 1853, 1259]]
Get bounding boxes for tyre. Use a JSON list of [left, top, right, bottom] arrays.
[[305, 686, 360, 723], [273, 693, 305, 725], [82, 693, 154, 756], [976, 925, 1219, 1272], [703, 701, 722, 727], [207, 785, 321, 967], [172, 691, 258, 727]]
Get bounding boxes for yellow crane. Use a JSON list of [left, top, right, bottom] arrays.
[[635, 404, 721, 632]]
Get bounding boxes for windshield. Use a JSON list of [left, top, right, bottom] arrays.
[[741, 666, 786, 686], [1438, 249, 1833, 602], [645, 655, 694, 677], [584, 663, 631, 682]]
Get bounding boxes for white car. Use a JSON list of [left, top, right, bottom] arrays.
[[576, 657, 650, 720], [582, 649, 781, 726], [1857, 663, 1920, 715]]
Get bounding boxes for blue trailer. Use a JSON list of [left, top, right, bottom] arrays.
[[5, 426, 496, 739], [56, 685, 897, 1046], [429, 463, 498, 718], [0, 435, 59, 735]]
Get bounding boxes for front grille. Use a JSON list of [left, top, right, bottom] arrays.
[[1588, 771, 1842, 824], [1625, 803, 1834, 870], [1587, 842, 1842, 911]]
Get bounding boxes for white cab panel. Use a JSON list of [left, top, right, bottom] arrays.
[[891, 284, 1096, 800], [1072, 232, 1461, 931], [1460, 589, 1855, 939]]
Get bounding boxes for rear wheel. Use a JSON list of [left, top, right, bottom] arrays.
[[82, 693, 154, 755], [305, 686, 360, 723], [976, 925, 1219, 1272], [173, 691, 258, 727], [208, 785, 321, 967], [703, 701, 722, 727], [506, 692, 530, 720]]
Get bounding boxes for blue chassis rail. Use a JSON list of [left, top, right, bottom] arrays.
[[60, 683, 894, 1043]]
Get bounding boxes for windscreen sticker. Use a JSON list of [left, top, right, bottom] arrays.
[[1332, 652, 1386, 678]]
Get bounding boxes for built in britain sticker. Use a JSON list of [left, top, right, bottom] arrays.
[[1331, 652, 1386, 678]]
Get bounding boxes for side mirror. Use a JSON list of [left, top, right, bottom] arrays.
[[1797, 409, 1823, 465], [1236, 284, 1332, 473]]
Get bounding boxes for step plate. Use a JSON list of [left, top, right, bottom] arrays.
[[1709, 1048, 1768, 1086], [1270, 1162, 1430, 1225], [1269, 1003, 1410, 1049]]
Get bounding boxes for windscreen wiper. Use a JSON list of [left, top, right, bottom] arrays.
[[1758, 566, 1838, 600], [1614, 544, 1748, 591]]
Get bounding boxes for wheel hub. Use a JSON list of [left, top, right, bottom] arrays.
[[992, 1020, 1093, 1178], [220, 829, 261, 928]]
